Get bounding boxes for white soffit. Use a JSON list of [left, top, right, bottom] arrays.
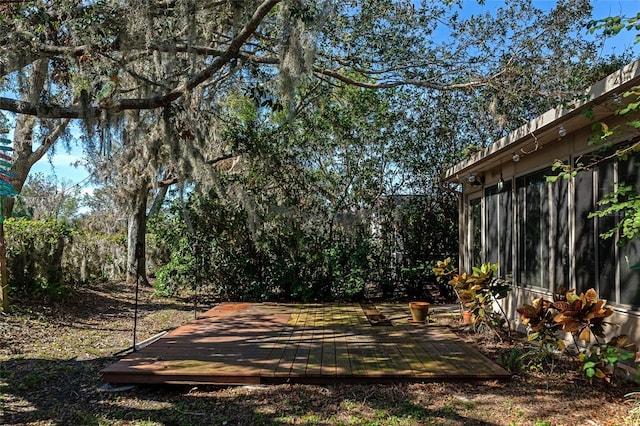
[[443, 59, 640, 182]]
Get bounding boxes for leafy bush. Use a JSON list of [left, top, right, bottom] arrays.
[[2, 218, 129, 301], [517, 289, 636, 383], [372, 195, 458, 300], [579, 338, 635, 383], [499, 343, 561, 374], [518, 289, 613, 343], [64, 231, 127, 284], [433, 258, 512, 338], [150, 190, 458, 302], [5, 218, 73, 299]]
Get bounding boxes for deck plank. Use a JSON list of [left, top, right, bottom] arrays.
[[102, 303, 510, 385]]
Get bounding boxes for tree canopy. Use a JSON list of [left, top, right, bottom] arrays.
[[0, 1, 615, 121], [0, 0, 635, 299]]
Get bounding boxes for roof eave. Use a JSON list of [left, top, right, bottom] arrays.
[[442, 59, 640, 183]]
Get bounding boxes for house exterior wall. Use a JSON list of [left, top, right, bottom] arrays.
[[453, 89, 640, 342]]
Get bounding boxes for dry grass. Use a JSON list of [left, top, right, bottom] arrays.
[[1, 281, 638, 426]]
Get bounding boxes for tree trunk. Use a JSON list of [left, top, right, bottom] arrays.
[[6, 58, 70, 218], [148, 184, 169, 219], [126, 185, 150, 285]]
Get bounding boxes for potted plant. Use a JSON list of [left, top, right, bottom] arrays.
[[433, 258, 512, 333], [462, 309, 473, 325], [409, 301, 430, 322], [447, 270, 476, 324], [433, 257, 471, 321]]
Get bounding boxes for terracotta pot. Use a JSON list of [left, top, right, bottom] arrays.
[[409, 302, 430, 322], [462, 310, 473, 325]]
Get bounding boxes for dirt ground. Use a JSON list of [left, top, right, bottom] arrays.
[[1, 281, 638, 426]]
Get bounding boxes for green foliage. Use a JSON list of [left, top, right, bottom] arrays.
[[619, 87, 640, 115], [432, 257, 456, 282], [4, 218, 73, 299], [2, 218, 128, 299], [546, 160, 580, 183], [517, 289, 636, 384], [589, 183, 640, 245], [149, 187, 457, 303], [323, 236, 370, 302], [460, 143, 483, 159], [578, 338, 635, 383], [149, 77, 462, 303], [154, 237, 195, 297], [547, 91, 640, 245], [500, 343, 560, 374], [433, 259, 512, 337], [547, 17, 640, 246], [150, 194, 262, 300], [371, 197, 459, 301], [588, 13, 640, 43]]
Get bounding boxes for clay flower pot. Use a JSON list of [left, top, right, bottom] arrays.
[[462, 310, 473, 325], [409, 301, 430, 323]]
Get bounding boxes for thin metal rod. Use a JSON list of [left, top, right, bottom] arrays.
[[133, 271, 139, 350], [0, 197, 7, 312], [133, 242, 142, 351]]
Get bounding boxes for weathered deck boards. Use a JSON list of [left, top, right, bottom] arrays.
[[101, 303, 510, 385]]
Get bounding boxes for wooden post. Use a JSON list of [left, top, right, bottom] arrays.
[[0, 197, 8, 312]]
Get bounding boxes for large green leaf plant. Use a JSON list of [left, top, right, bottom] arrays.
[[433, 258, 512, 338]]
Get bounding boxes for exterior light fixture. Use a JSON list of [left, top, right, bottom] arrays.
[[468, 172, 483, 186], [558, 125, 567, 138], [497, 174, 504, 192], [512, 152, 520, 162]]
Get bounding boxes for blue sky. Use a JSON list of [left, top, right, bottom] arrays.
[[29, 0, 640, 191], [568, 0, 640, 54]]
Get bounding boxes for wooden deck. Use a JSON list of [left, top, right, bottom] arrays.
[[101, 303, 510, 385]]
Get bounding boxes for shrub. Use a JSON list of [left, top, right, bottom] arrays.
[[517, 289, 636, 383], [1, 218, 130, 301], [579, 338, 635, 383], [4, 218, 73, 299], [433, 258, 512, 338], [63, 231, 127, 284]]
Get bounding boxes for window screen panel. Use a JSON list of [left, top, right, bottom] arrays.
[[618, 151, 640, 306], [597, 161, 616, 302], [517, 171, 550, 288], [574, 166, 596, 293], [470, 198, 482, 266], [485, 181, 513, 278], [553, 177, 570, 291]]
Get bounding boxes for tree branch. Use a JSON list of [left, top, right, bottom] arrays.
[[313, 67, 489, 91], [148, 184, 170, 218], [158, 176, 178, 187], [206, 153, 236, 165], [0, 97, 99, 119], [107, 0, 281, 112], [30, 118, 72, 168], [0, 0, 281, 119], [38, 44, 91, 57]]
